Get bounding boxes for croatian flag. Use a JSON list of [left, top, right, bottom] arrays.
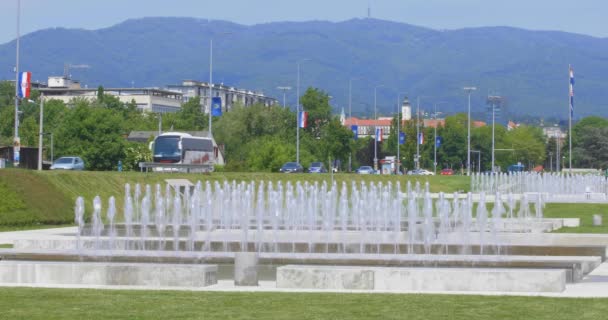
[[18, 71, 31, 99], [376, 128, 383, 142], [298, 111, 308, 128], [569, 66, 575, 118], [418, 132, 424, 145]]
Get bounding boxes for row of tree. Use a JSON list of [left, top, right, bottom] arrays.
[[0, 81, 606, 172]]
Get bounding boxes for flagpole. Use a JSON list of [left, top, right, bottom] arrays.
[[14, 0, 21, 167], [569, 65, 573, 174]]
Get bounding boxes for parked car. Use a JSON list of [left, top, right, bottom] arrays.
[[355, 166, 375, 174], [279, 162, 304, 173], [408, 169, 434, 175], [308, 162, 327, 173], [50, 157, 85, 170], [440, 168, 454, 176]]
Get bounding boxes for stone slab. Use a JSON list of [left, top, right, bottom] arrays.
[[277, 265, 566, 292], [0, 261, 217, 287]]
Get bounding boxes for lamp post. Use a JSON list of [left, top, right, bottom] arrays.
[[348, 77, 361, 172], [549, 151, 553, 172], [463, 86, 476, 176], [373, 84, 384, 171], [296, 58, 311, 164], [277, 86, 291, 108], [37, 94, 44, 170], [13, 0, 21, 167], [208, 32, 232, 138]]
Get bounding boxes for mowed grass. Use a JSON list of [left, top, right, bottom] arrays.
[[544, 203, 608, 234], [0, 287, 607, 320], [0, 170, 73, 226]]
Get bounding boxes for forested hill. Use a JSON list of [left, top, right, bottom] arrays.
[[1, 17, 607, 118]]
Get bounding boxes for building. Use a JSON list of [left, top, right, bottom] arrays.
[[343, 117, 393, 139], [40, 76, 183, 113], [167, 80, 278, 114]]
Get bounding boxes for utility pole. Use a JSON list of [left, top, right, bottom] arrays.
[[37, 94, 44, 170]]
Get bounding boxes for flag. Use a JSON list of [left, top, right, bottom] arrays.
[[418, 132, 424, 145], [17, 71, 31, 99], [399, 132, 406, 145], [569, 66, 574, 118], [435, 136, 442, 148], [351, 125, 358, 140], [376, 128, 383, 142], [211, 97, 222, 117], [298, 111, 308, 128]]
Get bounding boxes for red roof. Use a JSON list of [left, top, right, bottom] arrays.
[[344, 117, 393, 127]]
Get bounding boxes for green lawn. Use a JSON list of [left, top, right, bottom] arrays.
[[544, 203, 608, 234], [0, 288, 606, 320], [0, 243, 13, 248]]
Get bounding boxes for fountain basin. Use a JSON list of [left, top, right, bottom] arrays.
[[0, 260, 217, 288], [276, 265, 567, 292]]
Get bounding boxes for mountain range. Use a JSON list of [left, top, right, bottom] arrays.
[[1, 17, 607, 119]]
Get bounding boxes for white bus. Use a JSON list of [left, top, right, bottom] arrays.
[[151, 132, 215, 169]]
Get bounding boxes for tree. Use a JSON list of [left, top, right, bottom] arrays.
[[300, 87, 332, 139]]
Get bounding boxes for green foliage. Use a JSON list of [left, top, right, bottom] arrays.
[[571, 117, 608, 168], [123, 142, 152, 171]]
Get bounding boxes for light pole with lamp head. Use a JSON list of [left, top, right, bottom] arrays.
[[463, 86, 476, 176], [373, 84, 384, 171], [277, 86, 291, 108], [487, 95, 502, 173], [296, 58, 311, 164]]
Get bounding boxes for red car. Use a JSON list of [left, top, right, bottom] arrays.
[[440, 168, 454, 175]]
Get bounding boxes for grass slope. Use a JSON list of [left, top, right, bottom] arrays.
[[0, 170, 73, 226], [0, 288, 607, 320]]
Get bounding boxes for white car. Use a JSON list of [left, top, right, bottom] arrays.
[[50, 157, 85, 170], [418, 169, 435, 176]]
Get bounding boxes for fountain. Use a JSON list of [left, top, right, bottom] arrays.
[[0, 179, 605, 293]]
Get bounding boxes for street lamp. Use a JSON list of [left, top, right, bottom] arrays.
[[276, 86, 292, 108], [463, 86, 476, 176], [373, 84, 384, 171], [208, 32, 232, 139], [296, 58, 311, 164]]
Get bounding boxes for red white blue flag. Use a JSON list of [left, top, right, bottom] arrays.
[[18, 71, 31, 99], [569, 66, 574, 118], [298, 111, 308, 128]]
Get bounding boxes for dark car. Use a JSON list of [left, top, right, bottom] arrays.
[[308, 162, 327, 173], [279, 162, 304, 173]]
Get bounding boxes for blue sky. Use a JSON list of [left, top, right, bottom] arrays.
[[0, 0, 606, 44]]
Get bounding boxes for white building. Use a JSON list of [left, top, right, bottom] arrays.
[[167, 80, 278, 114], [40, 77, 183, 113]]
